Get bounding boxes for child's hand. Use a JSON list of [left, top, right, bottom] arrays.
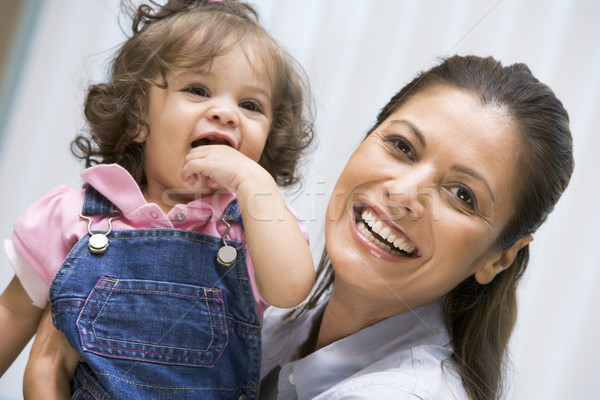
[[181, 145, 273, 195], [183, 145, 315, 309]]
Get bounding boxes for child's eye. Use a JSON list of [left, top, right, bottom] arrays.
[[186, 85, 209, 97], [239, 99, 263, 113], [385, 136, 415, 161]]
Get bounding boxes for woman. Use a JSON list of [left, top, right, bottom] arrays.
[[24, 55, 573, 400], [259, 55, 573, 400]]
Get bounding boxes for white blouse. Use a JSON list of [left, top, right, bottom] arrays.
[[260, 297, 467, 399]]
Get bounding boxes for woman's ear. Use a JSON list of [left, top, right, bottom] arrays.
[[475, 235, 533, 285]]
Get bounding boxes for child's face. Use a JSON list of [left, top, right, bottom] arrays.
[[136, 46, 273, 209]]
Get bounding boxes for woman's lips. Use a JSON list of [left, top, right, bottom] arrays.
[[354, 204, 419, 258]]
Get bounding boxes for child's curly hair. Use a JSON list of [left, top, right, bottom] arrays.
[[72, 0, 314, 187]]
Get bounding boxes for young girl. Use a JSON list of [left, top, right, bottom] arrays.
[[0, 0, 315, 398]]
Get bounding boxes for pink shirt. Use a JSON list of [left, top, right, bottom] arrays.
[[6, 164, 307, 322]]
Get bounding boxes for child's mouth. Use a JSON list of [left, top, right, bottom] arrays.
[[191, 136, 232, 148]]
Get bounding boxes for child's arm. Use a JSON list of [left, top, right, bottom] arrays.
[[0, 276, 44, 376], [235, 167, 315, 308], [182, 145, 315, 308]]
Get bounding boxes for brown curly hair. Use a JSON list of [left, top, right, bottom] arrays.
[[72, 0, 314, 187]]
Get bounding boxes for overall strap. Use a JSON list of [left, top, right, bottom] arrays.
[[82, 185, 114, 216], [222, 200, 243, 225]]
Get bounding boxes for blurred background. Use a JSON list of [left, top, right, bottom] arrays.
[[0, 0, 599, 398]]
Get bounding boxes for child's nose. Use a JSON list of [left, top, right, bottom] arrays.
[[208, 101, 240, 127]]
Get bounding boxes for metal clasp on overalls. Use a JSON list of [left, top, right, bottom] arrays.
[[79, 210, 122, 254], [217, 214, 246, 266]]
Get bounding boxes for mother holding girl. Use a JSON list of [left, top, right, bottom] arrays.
[[26, 55, 572, 400]]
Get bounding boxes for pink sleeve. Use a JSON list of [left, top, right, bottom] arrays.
[[8, 185, 85, 305]]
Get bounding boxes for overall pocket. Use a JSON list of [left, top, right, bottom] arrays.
[[77, 276, 228, 366]]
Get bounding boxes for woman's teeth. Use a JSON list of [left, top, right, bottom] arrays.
[[357, 209, 416, 256]]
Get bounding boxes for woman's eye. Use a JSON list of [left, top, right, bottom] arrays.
[[450, 185, 476, 207], [397, 141, 412, 156], [239, 100, 263, 113], [186, 85, 209, 97], [386, 136, 415, 160]]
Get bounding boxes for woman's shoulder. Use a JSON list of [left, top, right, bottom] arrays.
[[318, 358, 466, 400], [360, 341, 466, 399], [322, 312, 467, 400], [381, 343, 466, 399], [314, 371, 423, 399]]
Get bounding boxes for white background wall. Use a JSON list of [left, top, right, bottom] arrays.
[[1, 1, 599, 398]]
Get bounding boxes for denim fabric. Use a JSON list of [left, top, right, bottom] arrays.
[[50, 186, 260, 399]]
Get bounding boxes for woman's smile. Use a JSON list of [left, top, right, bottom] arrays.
[[352, 202, 419, 259]]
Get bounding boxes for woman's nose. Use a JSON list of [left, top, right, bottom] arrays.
[[208, 100, 239, 127], [382, 169, 437, 221]]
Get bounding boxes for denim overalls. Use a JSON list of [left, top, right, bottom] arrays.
[[50, 186, 261, 399]]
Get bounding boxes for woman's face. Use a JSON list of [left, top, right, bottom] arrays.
[[325, 85, 522, 314]]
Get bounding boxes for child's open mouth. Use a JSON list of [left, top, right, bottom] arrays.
[[191, 134, 235, 148]]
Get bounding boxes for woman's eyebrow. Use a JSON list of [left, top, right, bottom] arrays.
[[388, 119, 426, 147], [452, 165, 496, 204]]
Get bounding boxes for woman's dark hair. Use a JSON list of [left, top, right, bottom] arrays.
[[297, 55, 573, 400], [72, 0, 314, 187]]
